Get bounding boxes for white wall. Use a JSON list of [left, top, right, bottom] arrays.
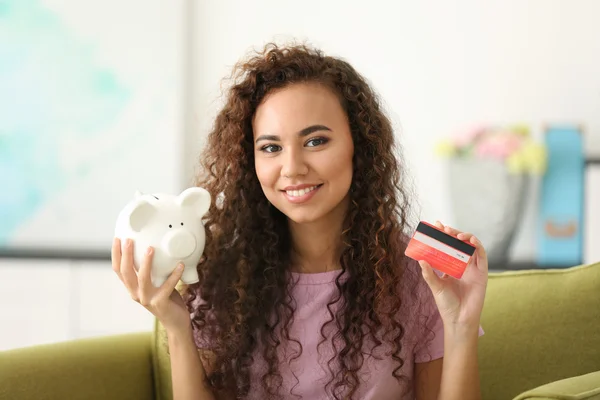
[[2, 0, 186, 253], [0, 0, 182, 351], [3, 0, 600, 352], [0, 258, 154, 351], [186, 0, 600, 262]]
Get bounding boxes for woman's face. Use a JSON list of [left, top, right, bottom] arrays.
[[252, 83, 354, 225]]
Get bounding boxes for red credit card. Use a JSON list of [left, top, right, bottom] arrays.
[[405, 221, 476, 279]]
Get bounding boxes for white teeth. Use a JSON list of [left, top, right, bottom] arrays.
[[286, 185, 318, 197]]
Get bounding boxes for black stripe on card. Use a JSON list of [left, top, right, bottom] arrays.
[[416, 222, 476, 256]]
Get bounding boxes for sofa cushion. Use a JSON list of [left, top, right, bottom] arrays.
[[152, 318, 173, 400], [512, 370, 600, 400], [479, 262, 600, 400], [0, 333, 154, 400]]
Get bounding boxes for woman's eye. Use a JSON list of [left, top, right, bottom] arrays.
[[260, 144, 281, 153], [306, 137, 329, 147]]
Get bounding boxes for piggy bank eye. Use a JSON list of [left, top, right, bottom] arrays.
[[169, 224, 172, 228], [181, 222, 184, 226]]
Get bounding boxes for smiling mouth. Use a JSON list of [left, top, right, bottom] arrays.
[[282, 184, 323, 198]]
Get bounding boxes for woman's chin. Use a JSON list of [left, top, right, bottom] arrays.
[[283, 209, 324, 225]]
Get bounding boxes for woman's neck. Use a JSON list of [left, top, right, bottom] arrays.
[[288, 196, 349, 274]]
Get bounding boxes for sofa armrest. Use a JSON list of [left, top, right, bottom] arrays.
[[512, 370, 600, 400], [0, 332, 155, 400]]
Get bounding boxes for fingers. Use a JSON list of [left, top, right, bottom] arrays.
[[437, 222, 473, 242], [111, 238, 122, 279], [418, 260, 445, 295], [456, 231, 474, 241], [443, 224, 463, 237], [138, 246, 154, 292], [434, 221, 487, 272], [120, 238, 139, 297], [470, 235, 489, 272], [113, 237, 188, 312], [156, 263, 185, 301]]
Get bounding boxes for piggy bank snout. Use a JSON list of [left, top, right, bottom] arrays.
[[162, 229, 197, 258]]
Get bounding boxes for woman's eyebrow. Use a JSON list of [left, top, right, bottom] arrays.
[[255, 134, 279, 143], [255, 124, 332, 143], [298, 124, 331, 136]]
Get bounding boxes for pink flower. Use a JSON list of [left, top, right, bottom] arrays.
[[452, 124, 487, 148], [475, 133, 524, 159]]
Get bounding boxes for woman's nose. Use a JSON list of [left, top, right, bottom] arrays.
[[280, 148, 308, 178]]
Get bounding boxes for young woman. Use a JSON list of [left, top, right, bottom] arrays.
[[112, 43, 487, 400]]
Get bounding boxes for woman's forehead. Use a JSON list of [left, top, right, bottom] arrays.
[[252, 83, 346, 137]]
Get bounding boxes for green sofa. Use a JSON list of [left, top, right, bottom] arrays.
[[1, 262, 599, 400]]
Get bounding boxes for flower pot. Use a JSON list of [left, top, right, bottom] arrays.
[[447, 158, 529, 266]]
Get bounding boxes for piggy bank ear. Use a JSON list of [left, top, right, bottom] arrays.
[[178, 187, 211, 217], [129, 199, 156, 232]]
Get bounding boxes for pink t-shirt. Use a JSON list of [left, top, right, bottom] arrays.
[[193, 259, 484, 399]]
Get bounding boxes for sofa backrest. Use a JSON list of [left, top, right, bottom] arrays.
[[479, 262, 600, 400], [152, 262, 600, 400]]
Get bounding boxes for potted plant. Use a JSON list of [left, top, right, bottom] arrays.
[[435, 124, 547, 266]]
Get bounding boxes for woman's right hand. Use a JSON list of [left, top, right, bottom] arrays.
[[111, 238, 192, 335]]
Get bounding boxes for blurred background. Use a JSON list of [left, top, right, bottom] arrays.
[[1, 0, 599, 351]]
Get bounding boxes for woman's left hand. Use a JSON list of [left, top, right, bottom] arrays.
[[418, 221, 488, 329]]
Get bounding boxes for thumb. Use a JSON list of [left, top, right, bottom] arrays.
[[418, 260, 445, 295], [156, 263, 185, 301]]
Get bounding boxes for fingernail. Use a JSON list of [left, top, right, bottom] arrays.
[[146, 247, 153, 255], [177, 263, 184, 271], [126, 239, 132, 247]]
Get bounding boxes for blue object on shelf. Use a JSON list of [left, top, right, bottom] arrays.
[[536, 126, 585, 266]]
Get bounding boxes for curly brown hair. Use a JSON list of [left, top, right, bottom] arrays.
[[184, 42, 417, 399]]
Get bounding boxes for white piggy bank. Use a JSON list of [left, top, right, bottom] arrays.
[[114, 187, 211, 287]]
